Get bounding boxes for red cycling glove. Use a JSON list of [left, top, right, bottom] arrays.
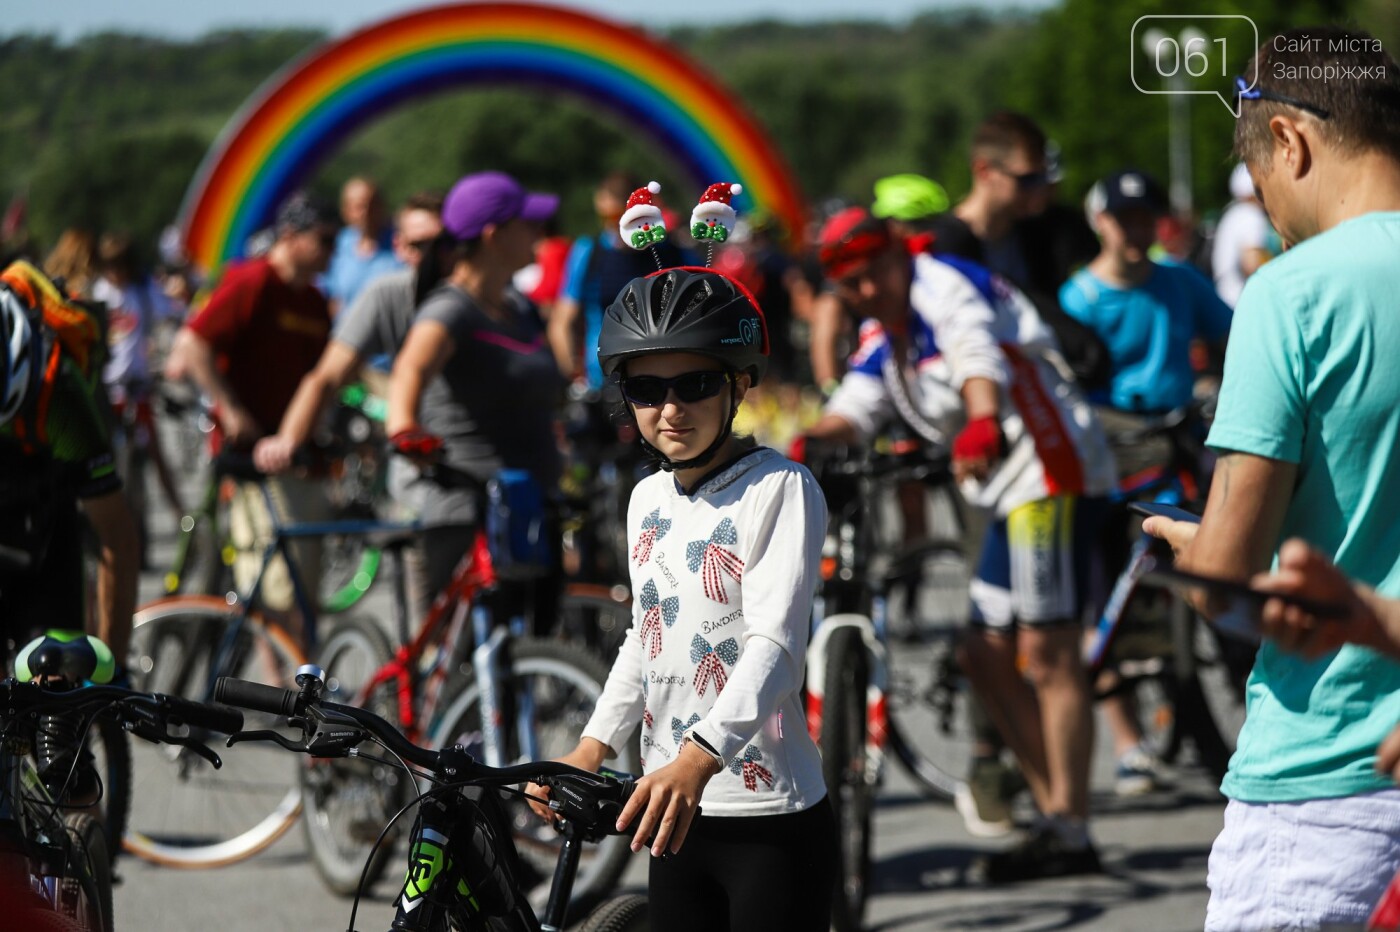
[[390, 427, 444, 459], [953, 416, 1002, 465]]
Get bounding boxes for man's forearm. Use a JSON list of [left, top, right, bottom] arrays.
[[276, 373, 337, 449], [173, 329, 240, 413], [960, 376, 1000, 420], [1180, 451, 1297, 579]]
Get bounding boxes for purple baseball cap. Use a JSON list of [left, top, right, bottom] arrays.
[[442, 171, 559, 240]]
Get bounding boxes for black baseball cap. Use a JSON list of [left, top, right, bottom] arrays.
[[1086, 170, 1168, 216], [275, 192, 338, 234]]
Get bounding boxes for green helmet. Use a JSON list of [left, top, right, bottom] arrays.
[[871, 173, 950, 221]]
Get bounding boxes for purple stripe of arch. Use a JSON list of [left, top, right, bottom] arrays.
[[224, 44, 750, 263]]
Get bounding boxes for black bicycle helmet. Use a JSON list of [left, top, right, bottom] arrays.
[[0, 283, 38, 427], [597, 266, 768, 384], [597, 267, 769, 472]]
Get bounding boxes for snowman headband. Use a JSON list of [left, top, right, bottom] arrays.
[[617, 181, 744, 268]]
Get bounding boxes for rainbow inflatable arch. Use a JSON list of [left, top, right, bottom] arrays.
[[178, 2, 806, 271]]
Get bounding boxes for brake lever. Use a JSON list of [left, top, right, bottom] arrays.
[[122, 711, 227, 768], [227, 729, 309, 753], [169, 734, 223, 768]]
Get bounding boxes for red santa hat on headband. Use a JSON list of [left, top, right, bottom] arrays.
[[691, 182, 743, 242], [620, 181, 664, 229]]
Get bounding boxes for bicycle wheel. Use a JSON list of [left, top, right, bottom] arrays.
[[821, 625, 872, 932], [428, 638, 637, 918], [301, 614, 407, 896], [58, 812, 111, 932], [556, 583, 633, 663], [577, 893, 649, 932], [881, 540, 975, 799], [123, 596, 306, 867], [86, 711, 131, 867], [1169, 600, 1236, 782]]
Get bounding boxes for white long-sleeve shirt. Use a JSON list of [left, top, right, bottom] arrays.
[[582, 447, 829, 816]]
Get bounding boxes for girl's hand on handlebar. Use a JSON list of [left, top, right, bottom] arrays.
[[526, 739, 610, 824], [616, 741, 720, 857]]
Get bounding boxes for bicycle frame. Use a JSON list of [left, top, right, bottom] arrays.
[[0, 749, 76, 914], [344, 532, 498, 746], [219, 671, 632, 932]]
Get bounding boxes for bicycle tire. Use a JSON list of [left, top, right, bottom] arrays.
[[576, 893, 649, 932], [556, 583, 633, 663], [1169, 600, 1235, 783], [821, 625, 872, 932], [87, 711, 131, 867], [302, 614, 407, 896], [428, 638, 637, 919], [123, 596, 306, 868], [59, 812, 111, 932], [881, 540, 975, 800], [165, 512, 225, 597]]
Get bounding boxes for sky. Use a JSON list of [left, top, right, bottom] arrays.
[[8, 0, 1055, 40]]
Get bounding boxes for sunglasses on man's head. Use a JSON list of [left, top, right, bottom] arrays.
[[1234, 75, 1331, 120], [620, 370, 732, 406]]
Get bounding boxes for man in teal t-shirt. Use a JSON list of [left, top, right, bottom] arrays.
[[1144, 26, 1400, 931]]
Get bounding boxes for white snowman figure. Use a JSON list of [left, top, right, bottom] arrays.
[[618, 181, 667, 250], [690, 182, 743, 243]]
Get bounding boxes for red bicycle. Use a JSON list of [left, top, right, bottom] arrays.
[[305, 467, 637, 916]]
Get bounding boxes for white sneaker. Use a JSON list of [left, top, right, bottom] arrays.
[[1115, 745, 1170, 797]]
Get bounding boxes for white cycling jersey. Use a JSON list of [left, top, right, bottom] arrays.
[[825, 252, 1116, 516]]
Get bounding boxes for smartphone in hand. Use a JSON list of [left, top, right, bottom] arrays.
[[1129, 501, 1203, 525], [1143, 564, 1348, 643]]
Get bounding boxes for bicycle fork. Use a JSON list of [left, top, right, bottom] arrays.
[[470, 606, 540, 768]]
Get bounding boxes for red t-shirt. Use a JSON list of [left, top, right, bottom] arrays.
[[187, 258, 329, 436]]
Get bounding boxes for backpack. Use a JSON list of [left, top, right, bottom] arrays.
[[2, 260, 106, 376], [0, 260, 108, 445]]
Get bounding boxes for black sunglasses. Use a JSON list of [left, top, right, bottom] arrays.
[[994, 164, 1052, 190], [620, 370, 732, 406], [1234, 75, 1331, 120]]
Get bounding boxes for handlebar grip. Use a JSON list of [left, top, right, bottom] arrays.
[[161, 696, 245, 735], [213, 452, 266, 482], [214, 677, 300, 717]]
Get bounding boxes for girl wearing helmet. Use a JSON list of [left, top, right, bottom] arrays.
[[532, 266, 836, 931]]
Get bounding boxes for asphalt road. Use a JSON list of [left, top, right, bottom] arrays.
[[110, 469, 1227, 932]]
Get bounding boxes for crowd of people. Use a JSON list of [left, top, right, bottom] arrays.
[[2, 22, 1400, 931]]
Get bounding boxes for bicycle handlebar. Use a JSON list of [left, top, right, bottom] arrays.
[[806, 442, 952, 483], [211, 677, 299, 718], [0, 681, 243, 732], [0, 679, 244, 768], [214, 674, 632, 800]]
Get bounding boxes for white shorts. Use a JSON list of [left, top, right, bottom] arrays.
[[1205, 788, 1400, 931]]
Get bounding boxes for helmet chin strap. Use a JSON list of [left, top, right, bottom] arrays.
[[633, 378, 741, 474]]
